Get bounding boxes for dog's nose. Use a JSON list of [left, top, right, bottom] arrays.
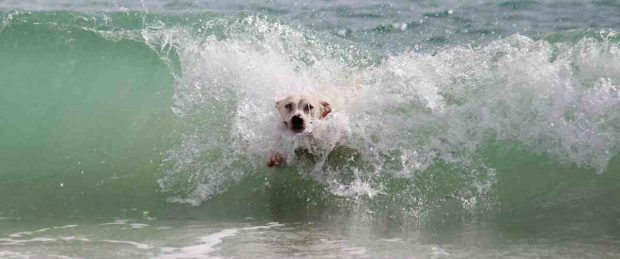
[[291, 115, 305, 132]]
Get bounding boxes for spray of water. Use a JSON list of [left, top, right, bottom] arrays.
[[144, 16, 619, 205]]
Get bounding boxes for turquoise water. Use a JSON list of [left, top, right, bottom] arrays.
[[1, 1, 620, 258]]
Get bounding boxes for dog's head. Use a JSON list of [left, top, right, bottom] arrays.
[[276, 95, 332, 133]]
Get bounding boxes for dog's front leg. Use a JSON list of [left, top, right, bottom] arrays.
[[267, 128, 287, 167], [267, 152, 285, 167]]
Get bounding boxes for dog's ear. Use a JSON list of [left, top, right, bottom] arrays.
[[320, 101, 331, 119], [275, 99, 283, 109]]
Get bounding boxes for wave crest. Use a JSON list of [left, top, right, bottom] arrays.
[[152, 17, 619, 205]]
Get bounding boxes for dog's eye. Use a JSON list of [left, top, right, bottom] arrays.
[[285, 103, 292, 111], [304, 104, 313, 111]]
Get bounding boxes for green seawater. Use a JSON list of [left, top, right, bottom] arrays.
[[0, 13, 175, 219]]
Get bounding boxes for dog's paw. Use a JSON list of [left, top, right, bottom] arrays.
[[267, 153, 285, 167]]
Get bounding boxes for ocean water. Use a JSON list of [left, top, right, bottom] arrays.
[[1, 0, 619, 258]]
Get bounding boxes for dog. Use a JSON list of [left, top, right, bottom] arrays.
[[267, 95, 332, 167]]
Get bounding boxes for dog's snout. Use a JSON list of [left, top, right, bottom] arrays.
[[291, 115, 305, 132], [291, 115, 304, 127]]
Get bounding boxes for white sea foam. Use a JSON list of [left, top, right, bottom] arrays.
[[101, 240, 151, 249], [8, 225, 78, 238], [153, 222, 283, 259], [0, 250, 70, 259], [54, 225, 78, 229], [0, 251, 29, 259], [129, 223, 151, 229], [342, 246, 369, 257], [99, 219, 129, 225], [0, 237, 57, 245], [149, 17, 619, 204]]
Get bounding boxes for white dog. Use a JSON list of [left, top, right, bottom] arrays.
[[267, 95, 332, 167]]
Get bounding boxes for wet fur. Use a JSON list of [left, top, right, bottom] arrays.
[[268, 95, 331, 167]]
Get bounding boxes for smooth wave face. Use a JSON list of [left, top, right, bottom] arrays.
[[0, 2, 620, 257]]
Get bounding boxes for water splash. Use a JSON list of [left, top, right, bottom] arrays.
[[150, 16, 619, 205]]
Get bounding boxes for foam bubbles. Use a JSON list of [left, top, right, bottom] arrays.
[[150, 16, 619, 205]]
